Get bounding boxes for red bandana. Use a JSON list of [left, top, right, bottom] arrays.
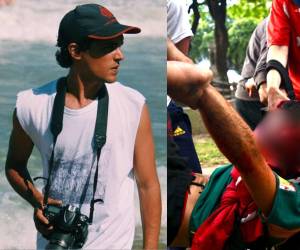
[[191, 167, 264, 250]]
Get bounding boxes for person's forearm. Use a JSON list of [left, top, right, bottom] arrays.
[[175, 36, 192, 56], [6, 166, 43, 208], [138, 181, 161, 250], [197, 85, 276, 215], [167, 38, 193, 64], [167, 61, 276, 214], [198, 86, 260, 170], [266, 45, 288, 91]]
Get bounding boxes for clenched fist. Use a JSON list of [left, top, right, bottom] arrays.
[[167, 61, 213, 109]]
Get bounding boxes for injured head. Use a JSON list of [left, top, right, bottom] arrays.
[[254, 101, 300, 178]]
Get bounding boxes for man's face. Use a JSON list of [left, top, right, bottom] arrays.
[[80, 35, 124, 83], [255, 109, 300, 174]]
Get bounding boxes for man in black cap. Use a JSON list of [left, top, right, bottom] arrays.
[[5, 4, 161, 249]]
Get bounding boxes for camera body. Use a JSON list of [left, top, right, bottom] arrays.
[[44, 204, 89, 249]]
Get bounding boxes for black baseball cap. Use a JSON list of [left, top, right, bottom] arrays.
[[57, 3, 141, 47]]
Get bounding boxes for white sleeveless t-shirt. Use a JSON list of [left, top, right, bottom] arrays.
[[16, 79, 145, 249]]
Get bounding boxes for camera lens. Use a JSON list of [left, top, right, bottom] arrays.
[[46, 242, 66, 250], [45, 232, 76, 250]]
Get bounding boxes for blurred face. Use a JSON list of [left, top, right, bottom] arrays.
[[254, 109, 300, 176], [79, 35, 124, 83]]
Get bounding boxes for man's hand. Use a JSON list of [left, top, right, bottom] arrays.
[[33, 198, 62, 237], [259, 83, 289, 109], [267, 87, 289, 111], [258, 83, 268, 104], [167, 61, 213, 109], [245, 78, 256, 97]]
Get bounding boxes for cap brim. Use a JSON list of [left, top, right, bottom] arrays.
[[88, 23, 141, 40]]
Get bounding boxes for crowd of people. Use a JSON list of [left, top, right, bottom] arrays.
[[168, 0, 300, 249]]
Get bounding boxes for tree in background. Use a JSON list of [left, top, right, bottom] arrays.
[[207, 0, 228, 81], [189, 0, 201, 35], [189, 0, 270, 80], [227, 18, 257, 72]]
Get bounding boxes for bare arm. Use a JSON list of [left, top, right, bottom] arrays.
[[167, 61, 211, 109], [175, 36, 192, 56], [167, 61, 276, 215], [267, 45, 289, 89], [134, 104, 161, 250], [167, 38, 193, 64], [5, 109, 43, 208], [266, 45, 289, 109], [5, 109, 60, 236]]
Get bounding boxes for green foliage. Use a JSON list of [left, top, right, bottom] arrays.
[[194, 135, 229, 168], [227, 0, 271, 21], [190, 0, 271, 72], [190, 7, 214, 62], [228, 18, 257, 71]]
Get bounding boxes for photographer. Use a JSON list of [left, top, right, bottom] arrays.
[[5, 4, 161, 249]]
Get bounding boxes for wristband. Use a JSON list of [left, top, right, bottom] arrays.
[[266, 60, 295, 100]]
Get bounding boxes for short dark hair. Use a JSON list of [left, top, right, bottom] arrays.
[[55, 39, 92, 68]]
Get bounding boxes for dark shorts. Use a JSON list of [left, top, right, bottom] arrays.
[[167, 138, 193, 246], [168, 101, 202, 173]]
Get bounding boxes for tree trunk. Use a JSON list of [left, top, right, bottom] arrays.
[[207, 0, 228, 81], [189, 0, 201, 35]]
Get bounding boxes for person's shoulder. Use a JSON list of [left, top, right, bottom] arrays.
[[106, 82, 146, 105], [32, 79, 58, 96], [15, 79, 59, 138], [167, 0, 187, 20], [273, 0, 285, 5], [167, 0, 185, 9], [16, 79, 59, 120], [272, 0, 290, 10], [256, 18, 268, 34], [266, 173, 300, 238], [17, 79, 58, 99]]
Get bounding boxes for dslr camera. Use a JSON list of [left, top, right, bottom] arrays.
[[43, 204, 89, 249]]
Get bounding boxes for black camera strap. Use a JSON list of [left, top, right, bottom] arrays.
[[266, 59, 296, 100], [43, 77, 66, 206], [44, 77, 109, 224]]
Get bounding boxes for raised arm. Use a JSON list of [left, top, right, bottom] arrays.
[[167, 61, 276, 215], [167, 38, 193, 64], [134, 104, 161, 250]]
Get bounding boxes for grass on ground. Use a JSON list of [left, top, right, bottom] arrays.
[[193, 134, 229, 169]]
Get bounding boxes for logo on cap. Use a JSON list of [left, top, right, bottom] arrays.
[[99, 6, 114, 18]]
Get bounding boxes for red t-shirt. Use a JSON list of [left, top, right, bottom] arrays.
[[267, 0, 300, 99]]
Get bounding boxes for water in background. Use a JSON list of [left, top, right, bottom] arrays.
[[0, 0, 166, 248]]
